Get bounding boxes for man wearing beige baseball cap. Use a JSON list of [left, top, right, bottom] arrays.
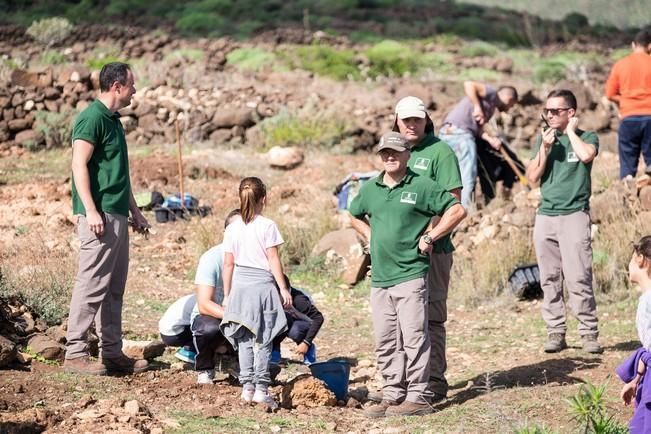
[[349, 131, 466, 417]]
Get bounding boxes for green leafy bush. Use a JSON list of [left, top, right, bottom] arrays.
[[259, 109, 351, 150], [365, 40, 422, 77], [534, 60, 567, 83], [566, 383, 628, 434], [33, 110, 77, 149], [26, 17, 73, 48], [40, 50, 67, 65], [165, 48, 205, 62], [285, 45, 360, 80], [459, 41, 499, 58], [176, 12, 225, 36], [226, 47, 275, 71]]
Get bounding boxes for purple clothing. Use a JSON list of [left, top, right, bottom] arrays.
[[616, 347, 651, 434], [443, 86, 499, 137]]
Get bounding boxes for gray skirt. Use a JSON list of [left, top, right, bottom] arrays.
[[220, 265, 288, 348]]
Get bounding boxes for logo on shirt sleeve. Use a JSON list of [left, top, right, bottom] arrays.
[[413, 157, 430, 171], [567, 151, 579, 163], [400, 191, 417, 204]]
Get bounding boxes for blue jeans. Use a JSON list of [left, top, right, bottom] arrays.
[[618, 115, 651, 178], [439, 125, 477, 208]]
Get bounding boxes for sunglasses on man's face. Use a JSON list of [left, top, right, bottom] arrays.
[[542, 107, 571, 116]]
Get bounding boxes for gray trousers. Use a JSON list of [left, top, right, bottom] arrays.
[[533, 211, 599, 336], [234, 327, 272, 388], [371, 277, 430, 404], [65, 213, 129, 359], [427, 252, 453, 396]]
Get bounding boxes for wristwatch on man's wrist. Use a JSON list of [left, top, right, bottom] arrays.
[[422, 234, 433, 245]]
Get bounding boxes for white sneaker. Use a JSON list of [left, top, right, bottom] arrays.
[[197, 370, 214, 384], [241, 384, 255, 403], [252, 388, 278, 410]]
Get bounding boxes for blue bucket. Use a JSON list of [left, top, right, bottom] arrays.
[[309, 359, 351, 401]]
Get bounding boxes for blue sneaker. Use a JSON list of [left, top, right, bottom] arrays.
[[175, 347, 196, 364], [270, 349, 282, 365], [303, 343, 316, 365]]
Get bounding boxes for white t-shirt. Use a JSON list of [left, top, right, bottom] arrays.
[[637, 289, 651, 350], [223, 214, 283, 271], [158, 294, 196, 336]]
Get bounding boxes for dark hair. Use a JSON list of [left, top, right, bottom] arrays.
[[239, 177, 266, 224], [634, 235, 651, 261], [547, 89, 577, 110], [392, 115, 434, 135], [498, 85, 519, 102], [634, 29, 651, 47], [99, 62, 131, 92], [224, 208, 241, 229]]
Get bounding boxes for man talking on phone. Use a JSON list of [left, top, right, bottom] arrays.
[[526, 89, 601, 355]]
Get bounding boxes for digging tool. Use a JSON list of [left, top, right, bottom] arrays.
[[498, 143, 530, 190]]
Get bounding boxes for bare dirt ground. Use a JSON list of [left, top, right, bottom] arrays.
[[0, 141, 641, 433]]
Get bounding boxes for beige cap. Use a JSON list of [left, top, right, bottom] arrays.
[[395, 96, 426, 119]]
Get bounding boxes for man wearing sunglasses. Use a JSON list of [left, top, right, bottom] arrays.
[[526, 89, 601, 355], [605, 29, 651, 179]]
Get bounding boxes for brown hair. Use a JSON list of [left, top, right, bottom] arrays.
[[634, 235, 651, 261], [224, 208, 241, 229], [239, 177, 266, 224]]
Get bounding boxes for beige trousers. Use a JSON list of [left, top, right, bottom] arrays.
[[65, 213, 129, 359], [533, 211, 598, 336], [427, 252, 453, 396], [371, 277, 430, 404]]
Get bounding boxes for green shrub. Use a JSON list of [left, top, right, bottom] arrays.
[[285, 45, 359, 80], [235, 20, 264, 38], [534, 60, 567, 83], [176, 12, 225, 36], [458, 67, 502, 81], [0, 239, 75, 325], [459, 41, 499, 58], [40, 50, 67, 65], [365, 40, 421, 77], [226, 47, 275, 71], [566, 383, 628, 434], [33, 110, 77, 150], [26, 17, 73, 48], [259, 109, 351, 150], [164, 48, 205, 62]]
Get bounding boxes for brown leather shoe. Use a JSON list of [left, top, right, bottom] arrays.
[[101, 353, 148, 374], [385, 400, 432, 417], [364, 400, 399, 418], [63, 356, 107, 376]]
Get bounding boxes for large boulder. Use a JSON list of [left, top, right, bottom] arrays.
[[211, 109, 254, 128], [0, 335, 17, 368], [10, 69, 40, 87], [312, 228, 370, 285], [28, 334, 65, 361], [14, 129, 44, 147], [267, 146, 304, 170]]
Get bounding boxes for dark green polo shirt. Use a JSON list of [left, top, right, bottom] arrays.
[[349, 169, 459, 287], [408, 133, 462, 254], [71, 99, 131, 217], [531, 129, 598, 216]]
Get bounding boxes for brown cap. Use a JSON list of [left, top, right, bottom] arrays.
[[376, 131, 409, 153]]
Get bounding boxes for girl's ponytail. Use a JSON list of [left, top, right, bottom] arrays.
[[239, 177, 266, 224]]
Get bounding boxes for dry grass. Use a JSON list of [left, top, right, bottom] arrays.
[[0, 232, 76, 325]]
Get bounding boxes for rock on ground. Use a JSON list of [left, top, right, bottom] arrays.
[[122, 339, 165, 360]]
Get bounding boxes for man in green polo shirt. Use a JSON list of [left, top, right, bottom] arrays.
[[526, 89, 601, 354], [64, 62, 150, 375], [392, 95, 463, 403], [349, 132, 466, 417]]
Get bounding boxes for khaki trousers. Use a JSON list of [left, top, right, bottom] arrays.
[[427, 252, 453, 396], [533, 211, 598, 336], [65, 213, 129, 359], [371, 277, 430, 404]]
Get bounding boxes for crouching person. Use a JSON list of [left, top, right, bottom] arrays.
[[349, 132, 466, 418], [159, 294, 198, 363], [271, 275, 324, 366]]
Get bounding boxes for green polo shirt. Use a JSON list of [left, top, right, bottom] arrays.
[[531, 128, 598, 216], [71, 99, 131, 217], [408, 133, 462, 254], [349, 169, 459, 287]]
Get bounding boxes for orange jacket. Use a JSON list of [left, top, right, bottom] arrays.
[[605, 52, 651, 118]]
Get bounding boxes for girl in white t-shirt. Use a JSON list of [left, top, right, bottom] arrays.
[[220, 177, 291, 410], [620, 235, 651, 410]]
